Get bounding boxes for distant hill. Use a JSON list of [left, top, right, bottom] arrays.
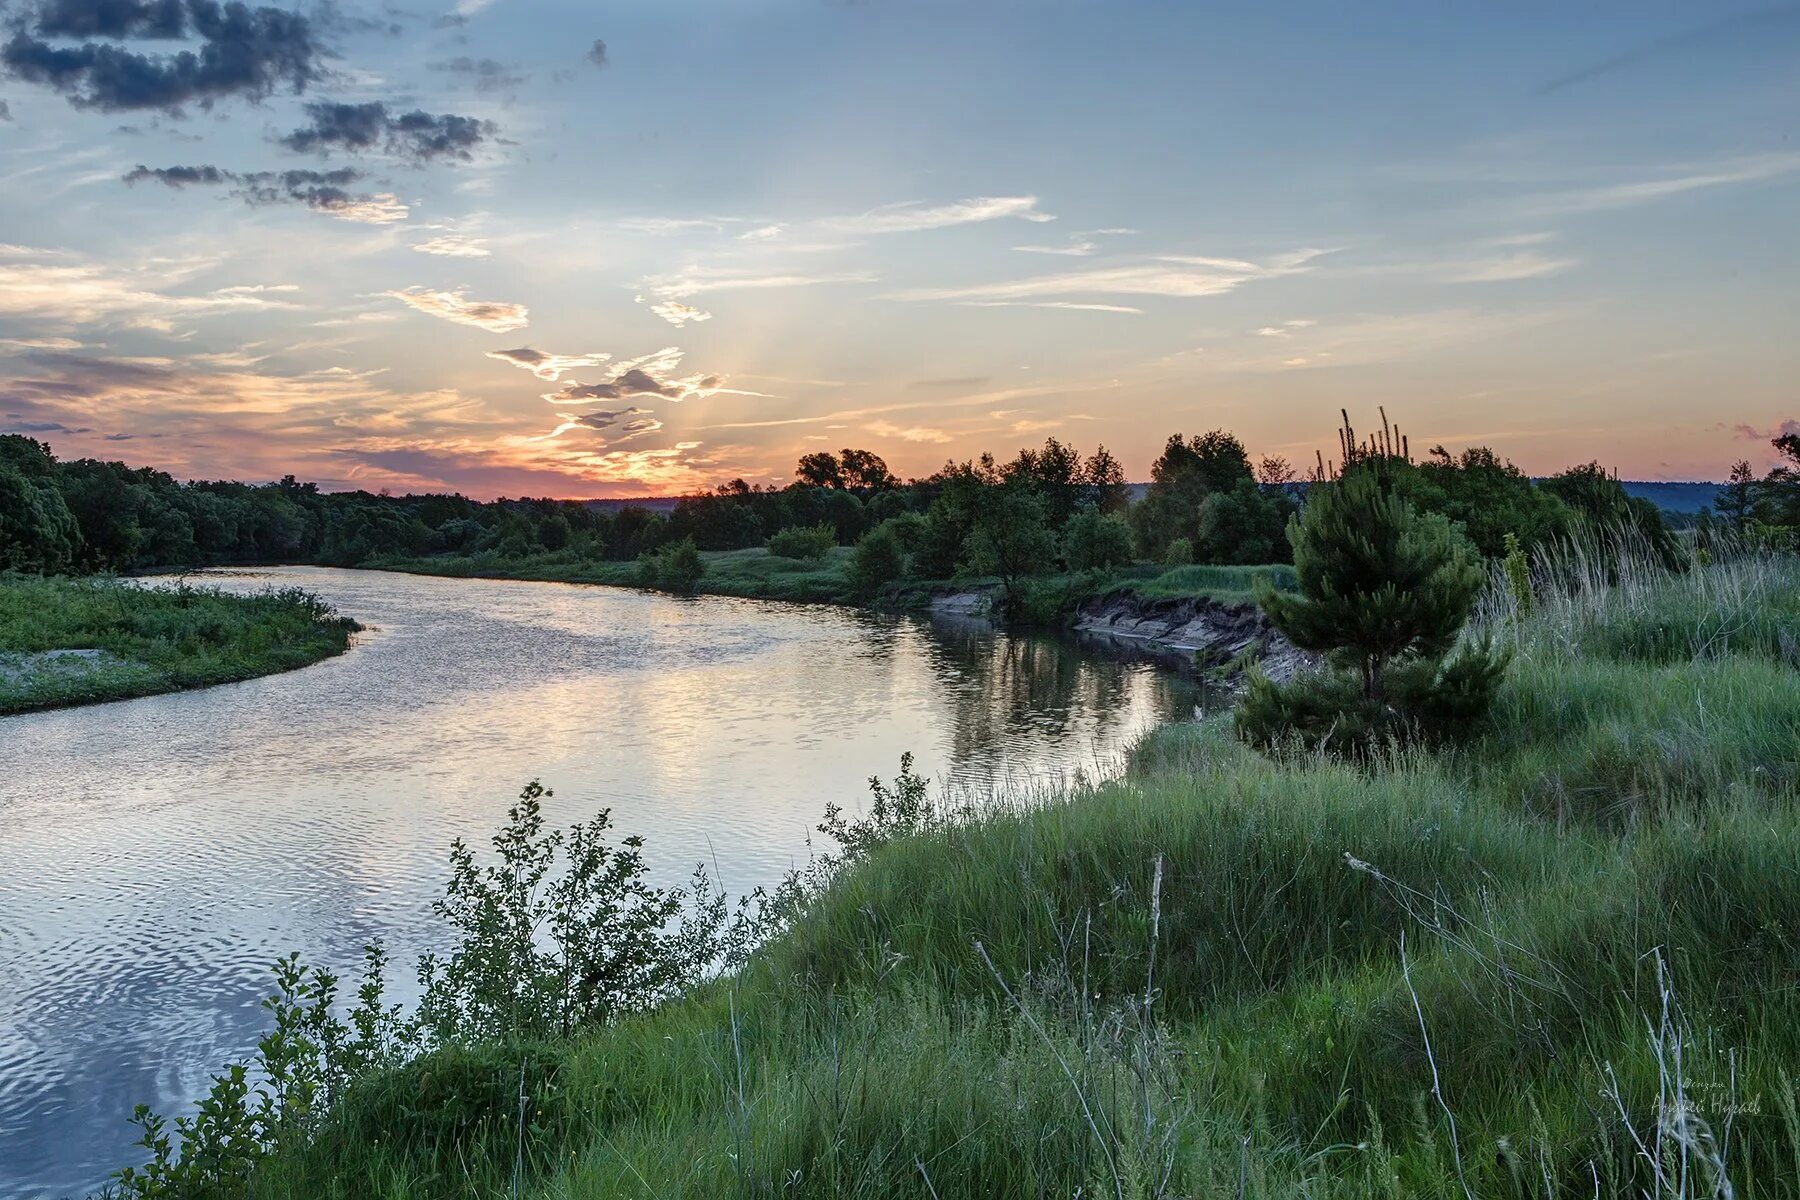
[[1615, 481, 1723, 514]]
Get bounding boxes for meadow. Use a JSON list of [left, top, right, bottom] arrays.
[[0, 575, 357, 714], [116, 544, 1799, 1199]]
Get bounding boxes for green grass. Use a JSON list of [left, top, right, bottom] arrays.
[[0, 574, 357, 714], [367, 546, 860, 605], [1105, 561, 1299, 604], [222, 551, 1800, 1199], [368, 549, 1296, 614]]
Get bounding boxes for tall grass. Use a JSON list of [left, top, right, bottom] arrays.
[[0, 574, 357, 714], [136, 547, 1800, 1198]]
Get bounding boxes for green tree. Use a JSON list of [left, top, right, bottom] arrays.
[[1718, 460, 1758, 532], [794, 451, 843, 490], [1236, 470, 1507, 755], [0, 436, 82, 573], [1196, 479, 1291, 564], [960, 480, 1055, 604], [1130, 431, 1256, 559], [837, 448, 897, 492], [1541, 462, 1679, 567], [1062, 506, 1134, 572]]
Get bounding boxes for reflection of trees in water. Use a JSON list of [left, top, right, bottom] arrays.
[[913, 614, 1198, 776]]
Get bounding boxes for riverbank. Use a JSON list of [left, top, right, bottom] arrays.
[[366, 547, 1303, 674], [134, 550, 1800, 1198], [0, 575, 358, 715]]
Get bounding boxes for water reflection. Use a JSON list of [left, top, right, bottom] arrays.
[[0, 567, 1200, 1198]]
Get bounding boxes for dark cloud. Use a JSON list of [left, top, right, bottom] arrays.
[[433, 55, 526, 94], [548, 369, 690, 403], [122, 162, 404, 220], [2, 418, 94, 435], [570, 406, 648, 431], [0, 99, 12, 120], [1, 0, 325, 114], [31, 0, 187, 40], [586, 38, 606, 67], [279, 99, 494, 162], [123, 162, 232, 186]]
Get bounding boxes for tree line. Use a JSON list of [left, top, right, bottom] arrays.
[[5, 417, 1769, 594]]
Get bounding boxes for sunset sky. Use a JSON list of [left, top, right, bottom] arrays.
[[1, 0, 1796, 497]]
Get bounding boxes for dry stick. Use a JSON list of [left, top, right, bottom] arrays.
[[513, 1057, 528, 1200], [1399, 931, 1475, 1200], [914, 1155, 944, 1200], [974, 939, 1125, 1200]]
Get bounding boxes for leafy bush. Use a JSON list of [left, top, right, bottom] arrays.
[[1162, 536, 1194, 566], [766, 522, 837, 561], [1061, 507, 1134, 572], [636, 537, 705, 595], [113, 781, 739, 1197], [847, 522, 907, 599], [1237, 468, 1507, 755]]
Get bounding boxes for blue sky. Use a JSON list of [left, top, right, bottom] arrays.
[[1, 0, 1796, 495]]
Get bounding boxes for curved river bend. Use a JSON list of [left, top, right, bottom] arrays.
[[0, 567, 1202, 1198]]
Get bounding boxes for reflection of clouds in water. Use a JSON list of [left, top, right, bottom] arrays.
[[0, 567, 1198, 1197]]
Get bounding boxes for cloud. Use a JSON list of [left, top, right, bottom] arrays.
[[617, 216, 727, 235], [280, 101, 496, 163], [1170, 308, 1558, 374], [1733, 419, 1800, 442], [646, 299, 712, 328], [121, 162, 409, 222], [1517, 153, 1800, 218], [822, 195, 1054, 235], [386, 286, 528, 332], [892, 248, 1327, 304], [486, 346, 609, 381], [412, 234, 489, 257], [542, 346, 759, 404], [956, 300, 1142, 314], [1538, 7, 1800, 94], [1435, 252, 1577, 283], [866, 420, 952, 444], [1012, 228, 1131, 257], [538, 406, 666, 443], [0, 247, 303, 331], [1254, 318, 1317, 337], [739, 224, 783, 242], [432, 56, 527, 95], [587, 39, 607, 67], [1014, 239, 1098, 257], [1, 0, 324, 114], [641, 265, 877, 300]]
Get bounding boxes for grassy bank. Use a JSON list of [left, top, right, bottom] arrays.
[[366, 546, 860, 605], [367, 548, 1294, 615], [127, 551, 1800, 1198], [0, 575, 357, 715]]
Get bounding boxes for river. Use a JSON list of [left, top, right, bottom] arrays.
[[0, 566, 1204, 1197]]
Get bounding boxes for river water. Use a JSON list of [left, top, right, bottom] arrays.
[[0, 567, 1202, 1197]]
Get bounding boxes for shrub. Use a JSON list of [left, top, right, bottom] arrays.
[[637, 537, 704, 595], [766, 522, 837, 561], [848, 522, 907, 599], [1236, 468, 1507, 755], [1162, 536, 1194, 566], [1061, 507, 1134, 572]]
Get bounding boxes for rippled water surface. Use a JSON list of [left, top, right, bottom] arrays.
[[0, 567, 1201, 1197]]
